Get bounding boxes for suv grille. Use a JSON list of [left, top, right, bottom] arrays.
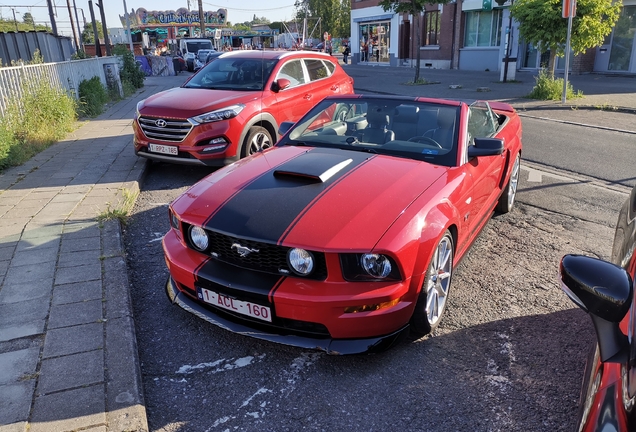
[[184, 225, 328, 280], [138, 116, 193, 142]]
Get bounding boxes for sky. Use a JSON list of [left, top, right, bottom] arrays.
[[0, 0, 298, 37]]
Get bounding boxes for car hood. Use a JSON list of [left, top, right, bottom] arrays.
[[172, 146, 447, 251], [139, 87, 259, 118]]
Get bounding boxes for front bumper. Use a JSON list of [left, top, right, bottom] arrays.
[[166, 277, 409, 355], [163, 230, 415, 354]]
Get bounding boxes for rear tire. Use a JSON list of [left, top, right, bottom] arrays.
[[410, 231, 454, 337], [241, 126, 273, 158], [496, 153, 520, 213]]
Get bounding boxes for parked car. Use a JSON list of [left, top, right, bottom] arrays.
[[560, 183, 636, 431], [163, 95, 523, 354], [133, 51, 355, 166], [194, 49, 216, 71], [206, 51, 224, 63]]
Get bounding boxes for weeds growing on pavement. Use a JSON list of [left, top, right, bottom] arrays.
[[0, 76, 77, 171], [526, 69, 583, 100], [404, 78, 440, 85], [97, 188, 139, 225]]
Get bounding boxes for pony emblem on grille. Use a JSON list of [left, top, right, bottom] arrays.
[[231, 243, 259, 257]]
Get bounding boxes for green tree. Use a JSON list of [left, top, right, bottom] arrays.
[[294, 0, 351, 38], [252, 15, 271, 25], [0, 16, 48, 32], [379, 0, 451, 82], [511, 0, 621, 76], [22, 12, 34, 26], [82, 21, 105, 44]]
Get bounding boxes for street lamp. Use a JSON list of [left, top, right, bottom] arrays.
[[495, 0, 514, 82]]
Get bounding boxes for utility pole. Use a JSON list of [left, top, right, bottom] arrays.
[[65, 0, 80, 51], [88, 0, 102, 57], [11, 8, 19, 32], [46, 0, 58, 35], [95, 2, 111, 56], [198, 0, 205, 37], [73, 0, 83, 51], [123, 0, 134, 53]]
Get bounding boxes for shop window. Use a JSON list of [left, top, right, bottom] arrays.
[[423, 11, 440, 46], [464, 10, 502, 47]]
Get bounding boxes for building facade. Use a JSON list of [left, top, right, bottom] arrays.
[[350, 0, 636, 75]]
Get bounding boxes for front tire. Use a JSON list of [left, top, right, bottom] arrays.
[[241, 126, 273, 158], [496, 153, 520, 213], [410, 231, 454, 337]]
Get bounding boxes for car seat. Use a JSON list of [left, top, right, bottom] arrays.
[[355, 107, 395, 144], [424, 108, 456, 149]]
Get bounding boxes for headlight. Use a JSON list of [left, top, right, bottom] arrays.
[[360, 254, 392, 278], [340, 253, 401, 281], [189, 226, 209, 251], [136, 100, 144, 117], [288, 248, 314, 276], [189, 104, 245, 124]]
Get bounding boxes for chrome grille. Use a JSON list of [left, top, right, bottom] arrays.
[[184, 225, 328, 280], [138, 116, 193, 142]]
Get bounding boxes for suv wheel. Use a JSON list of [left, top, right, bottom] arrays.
[[242, 126, 273, 158]]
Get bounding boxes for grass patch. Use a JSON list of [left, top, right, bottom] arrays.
[[526, 69, 583, 100], [96, 188, 139, 225], [78, 76, 109, 118], [0, 77, 77, 171]]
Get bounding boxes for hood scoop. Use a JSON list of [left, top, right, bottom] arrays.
[[274, 151, 353, 183]]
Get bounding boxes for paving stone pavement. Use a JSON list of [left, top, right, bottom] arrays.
[[0, 61, 634, 431], [0, 74, 187, 432]]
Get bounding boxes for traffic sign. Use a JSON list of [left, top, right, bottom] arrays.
[[562, 0, 576, 18]]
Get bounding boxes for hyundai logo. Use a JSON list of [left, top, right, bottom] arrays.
[[155, 119, 167, 128], [231, 243, 259, 257]]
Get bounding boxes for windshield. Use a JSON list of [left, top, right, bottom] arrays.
[[184, 58, 279, 91], [278, 98, 461, 167], [186, 41, 212, 54]]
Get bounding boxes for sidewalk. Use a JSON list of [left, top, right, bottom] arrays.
[[0, 74, 187, 432], [0, 65, 634, 431]]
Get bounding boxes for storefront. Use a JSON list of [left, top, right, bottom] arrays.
[[351, 7, 398, 66]]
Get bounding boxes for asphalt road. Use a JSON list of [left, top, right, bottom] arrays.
[[123, 118, 630, 431]]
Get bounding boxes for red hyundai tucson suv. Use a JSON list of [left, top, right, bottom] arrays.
[[133, 50, 355, 166]]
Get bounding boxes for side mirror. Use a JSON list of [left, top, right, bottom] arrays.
[[467, 137, 504, 158], [272, 78, 291, 93], [279, 121, 294, 136], [560, 254, 632, 363]]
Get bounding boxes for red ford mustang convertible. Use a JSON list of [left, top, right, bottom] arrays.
[[163, 95, 523, 354]]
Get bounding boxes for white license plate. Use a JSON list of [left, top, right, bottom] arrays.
[[149, 143, 178, 155], [197, 287, 272, 322]]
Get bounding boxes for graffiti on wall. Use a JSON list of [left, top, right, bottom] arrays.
[[120, 8, 227, 28]]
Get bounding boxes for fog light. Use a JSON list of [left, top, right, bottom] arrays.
[[189, 226, 209, 251], [288, 248, 314, 275], [344, 298, 401, 314]]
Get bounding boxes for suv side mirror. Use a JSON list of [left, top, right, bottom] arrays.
[[272, 78, 291, 93]]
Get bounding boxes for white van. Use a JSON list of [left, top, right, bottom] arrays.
[[179, 38, 214, 71]]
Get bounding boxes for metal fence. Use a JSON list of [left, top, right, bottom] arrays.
[[0, 56, 121, 117]]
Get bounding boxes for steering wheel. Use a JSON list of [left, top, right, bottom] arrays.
[[408, 136, 443, 148]]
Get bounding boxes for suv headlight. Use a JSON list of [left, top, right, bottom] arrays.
[[189, 104, 245, 124], [136, 100, 144, 117]]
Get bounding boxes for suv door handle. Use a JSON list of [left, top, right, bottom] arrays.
[[331, 85, 339, 91], [303, 94, 312, 100]]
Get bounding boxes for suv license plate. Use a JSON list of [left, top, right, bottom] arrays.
[[197, 287, 272, 322], [149, 143, 178, 155]]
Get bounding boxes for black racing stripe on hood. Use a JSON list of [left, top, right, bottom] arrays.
[[204, 149, 311, 226], [204, 148, 373, 244], [194, 258, 285, 306]]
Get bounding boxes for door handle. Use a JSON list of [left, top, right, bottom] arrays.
[[304, 94, 312, 100]]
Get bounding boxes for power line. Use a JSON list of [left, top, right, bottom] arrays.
[[202, 1, 295, 12]]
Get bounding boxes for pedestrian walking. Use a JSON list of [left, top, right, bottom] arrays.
[[342, 44, 350, 64]]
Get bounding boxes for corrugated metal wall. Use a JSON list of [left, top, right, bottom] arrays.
[[0, 31, 74, 66]]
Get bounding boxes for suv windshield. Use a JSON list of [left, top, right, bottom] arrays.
[[184, 57, 279, 91], [278, 98, 461, 167]]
